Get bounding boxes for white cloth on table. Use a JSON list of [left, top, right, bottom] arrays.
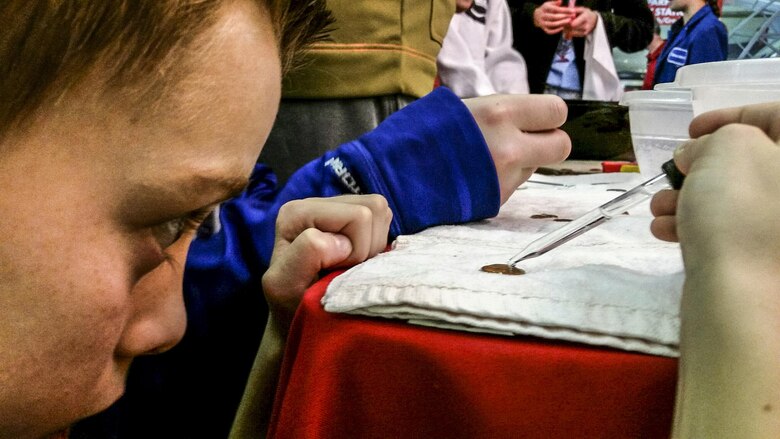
[[322, 173, 684, 357]]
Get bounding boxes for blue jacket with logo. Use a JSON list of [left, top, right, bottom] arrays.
[[653, 5, 728, 86], [71, 87, 502, 438]]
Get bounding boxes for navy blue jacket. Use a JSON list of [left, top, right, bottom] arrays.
[[71, 87, 501, 438], [653, 5, 728, 86]]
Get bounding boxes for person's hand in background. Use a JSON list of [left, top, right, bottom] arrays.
[[533, 0, 576, 35], [464, 93, 571, 204], [564, 6, 598, 39], [456, 0, 474, 13]]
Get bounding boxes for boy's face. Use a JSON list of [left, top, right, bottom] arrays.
[[0, 2, 280, 437]]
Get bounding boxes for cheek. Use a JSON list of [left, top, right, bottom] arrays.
[[0, 226, 136, 434]]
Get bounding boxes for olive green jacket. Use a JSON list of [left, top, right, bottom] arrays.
[[283, 0, 456, 98]]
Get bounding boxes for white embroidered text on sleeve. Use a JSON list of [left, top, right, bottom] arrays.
[[324, 156, 363, 194]]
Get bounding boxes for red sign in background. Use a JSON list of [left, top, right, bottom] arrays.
[[648, 0, 683, 26], [648, 0, 725, 26]]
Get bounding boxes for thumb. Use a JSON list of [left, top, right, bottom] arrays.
[[263, 230, 352, 315], [672, 135, 708, 176]]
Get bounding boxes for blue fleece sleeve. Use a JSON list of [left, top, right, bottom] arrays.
[[330, 86, 501, 238], [287, 86, 501, 240]]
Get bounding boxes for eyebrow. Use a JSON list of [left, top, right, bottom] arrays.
[[121, 171, 250, 222], [182, 172, 250, 201]]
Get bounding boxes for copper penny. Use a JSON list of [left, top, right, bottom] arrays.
[[480, 264, 526, 275]]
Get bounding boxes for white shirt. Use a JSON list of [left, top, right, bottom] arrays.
[[437, 0, 530, 98]]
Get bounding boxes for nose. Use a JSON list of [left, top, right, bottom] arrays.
[[115, 243, 189, 357]]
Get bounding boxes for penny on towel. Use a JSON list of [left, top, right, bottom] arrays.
[[480, 264, 526, 275]]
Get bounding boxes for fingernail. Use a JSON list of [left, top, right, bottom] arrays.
[[673, 142, 686, 160]]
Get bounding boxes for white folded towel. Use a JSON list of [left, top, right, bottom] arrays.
[[322, 173, 684, 357]]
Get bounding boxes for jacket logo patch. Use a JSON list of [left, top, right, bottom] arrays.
[[667, 47, 688, 66], [324, 156, 362, 194]]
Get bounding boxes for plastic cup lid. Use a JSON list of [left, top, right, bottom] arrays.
[[655, 58, 780, 90], [619, 90, 691, 107]]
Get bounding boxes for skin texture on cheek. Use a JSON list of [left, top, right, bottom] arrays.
[[0, 215, 135, 437]]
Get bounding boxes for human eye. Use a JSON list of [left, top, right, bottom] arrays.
[[151, 206, 215, 249]]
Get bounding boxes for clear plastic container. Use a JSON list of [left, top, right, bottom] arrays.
[[619, 90, 693, 179]]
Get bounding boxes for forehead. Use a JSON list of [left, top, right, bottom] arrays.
[[128, 0, 281, 198]]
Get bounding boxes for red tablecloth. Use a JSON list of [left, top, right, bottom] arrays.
[[268, 271, 678, 439]]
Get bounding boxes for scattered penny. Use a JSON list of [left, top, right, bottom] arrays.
[[530, 213, 558, 219], [480, 264, 526, 275], [553, 218, 573, 222]]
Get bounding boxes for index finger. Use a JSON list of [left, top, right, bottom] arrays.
[[689, 101, 780, 141], [541, 13, 575, 24], [465, 94, 568, 132], [540, 0, 566, 10]]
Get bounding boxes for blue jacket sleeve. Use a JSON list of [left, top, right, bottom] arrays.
[[272, 86, 501, 247], [688, 20, 728, 65]]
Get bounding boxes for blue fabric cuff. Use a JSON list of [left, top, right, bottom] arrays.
[[328, 87, 500, 237]]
